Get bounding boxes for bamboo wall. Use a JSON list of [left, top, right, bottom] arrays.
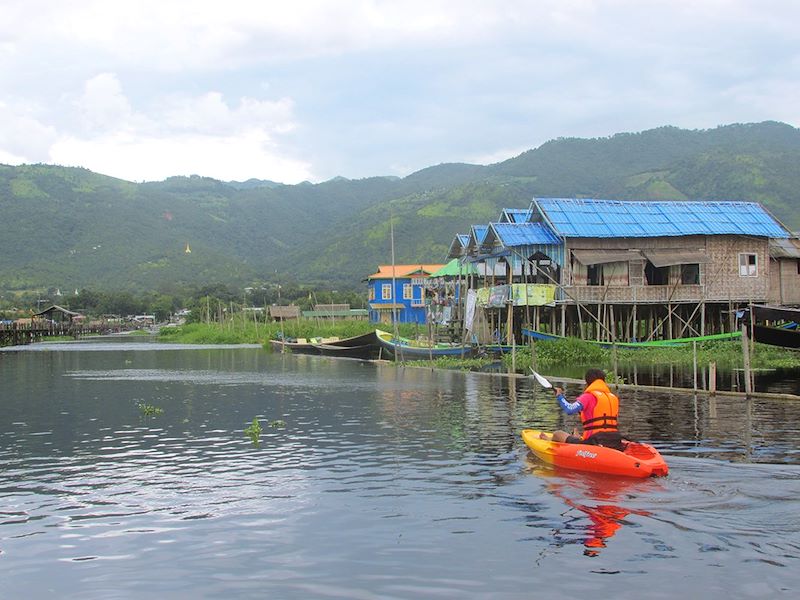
[[768, 258, 800, 306], [561, 235, 771, 304]]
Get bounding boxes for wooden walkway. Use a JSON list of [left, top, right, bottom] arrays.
[[0, 323, 113, 347]]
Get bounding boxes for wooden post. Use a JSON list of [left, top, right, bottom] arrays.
[[741, 322, 752, 395], [668, 302, 673, 340], [700, 300, 706, 336], [506, 300, 513, 346], [692, 341, 698, 391], [708, 361, 717, 396]]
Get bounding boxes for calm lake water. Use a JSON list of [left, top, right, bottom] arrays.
[[1, 337, 798, 598]]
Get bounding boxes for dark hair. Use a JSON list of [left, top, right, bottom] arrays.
[[584, 369, 606, 385]]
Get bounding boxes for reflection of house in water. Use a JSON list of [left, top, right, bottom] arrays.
[[447, 199, 793, 344]]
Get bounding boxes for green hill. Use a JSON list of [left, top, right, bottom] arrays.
[[1, 121, 798, 293]]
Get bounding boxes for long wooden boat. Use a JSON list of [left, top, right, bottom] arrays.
[[375, 329, 475, 359], [269, 337, 323, 355], [521, 429, 669, 478], [313, 331, 380, 359], [753, 323, 800, 348], [522, 328, 741, 349]]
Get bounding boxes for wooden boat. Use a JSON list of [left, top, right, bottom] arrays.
[[269, 337, 324, 355], [313, 331, 380, 359], [375, 329, 475, 359], [753, 323, 800, 348], [522, 328, 741, 349], [521, 429, 669, 478]]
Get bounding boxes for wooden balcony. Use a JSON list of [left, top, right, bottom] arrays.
[[562, 284, 708, 304]]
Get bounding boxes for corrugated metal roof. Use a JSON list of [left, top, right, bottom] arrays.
[[501, 208, 532, 223], [572, 250, 643, 265], [447, 234, 471, 259], [535, 198, 790, 239], [471, 225, 489, 244], [770, 237, 800, 259], [643, 250, 712, 267], [430, 259, 478, 277], [490, 222, 561, 247], [367, 265, 445, 279]]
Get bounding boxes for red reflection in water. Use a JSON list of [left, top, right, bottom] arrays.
[[530, 462, 658, 556]]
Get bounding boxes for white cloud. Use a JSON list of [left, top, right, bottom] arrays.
[[75, 73, 141, 133], [50, 129, 313, 183], [0, 100, 58, 163], [1, 1, 799, 182], [46, 72, 309, 182], [160, 93, 296, 136]]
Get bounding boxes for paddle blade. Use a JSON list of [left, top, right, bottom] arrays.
[[530, 369, 552, 389]]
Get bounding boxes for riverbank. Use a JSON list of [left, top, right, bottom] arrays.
[[157, 319, 432, 345], [159, 320, 800, 371], [158, 320, 800, 395]]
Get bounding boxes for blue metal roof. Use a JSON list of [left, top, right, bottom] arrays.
[[471, 225, 489, 244], [457, 234, 470, 246], [501, 208, 532, 223], [490, 222, 561, 247], [535, 198, 790, 238]]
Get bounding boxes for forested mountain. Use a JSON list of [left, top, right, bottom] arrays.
[[1, 121, 798, 294]]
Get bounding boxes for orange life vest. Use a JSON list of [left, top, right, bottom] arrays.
[[580, 379, 619, 440]]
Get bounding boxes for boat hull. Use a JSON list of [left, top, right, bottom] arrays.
[[753, 324, 800, 348], [375, 329, 475, 359], [521, 429, 668, 478], [269, 339, 321, 355]]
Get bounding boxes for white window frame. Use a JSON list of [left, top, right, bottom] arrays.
[[381, 284, 392, 299], [402, 283, 413, 300], [738, 253, 758, 277]]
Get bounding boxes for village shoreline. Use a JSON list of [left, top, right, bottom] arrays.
[[157, 320, 800, 400]]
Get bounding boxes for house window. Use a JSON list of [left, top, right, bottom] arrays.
[[587, 264, 603, 286], [369, 287, 375, 301], [796, 259, 800, 275], [645, 261, 669, 285], [403, 284, 413, 300], [381, 284, 392, 299], [739, 253, 757, 277], [681, 263, 700, 285]]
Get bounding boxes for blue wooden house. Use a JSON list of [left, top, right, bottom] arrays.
[[366, 264, 444, 324]]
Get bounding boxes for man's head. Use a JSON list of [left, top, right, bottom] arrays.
[[584, 369, 606, 385]]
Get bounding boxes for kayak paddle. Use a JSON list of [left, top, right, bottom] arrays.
[[530, 368, 553, 389]]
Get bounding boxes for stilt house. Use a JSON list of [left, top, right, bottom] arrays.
[[450, 198, 792, 343], [367, 264, 444, 325]]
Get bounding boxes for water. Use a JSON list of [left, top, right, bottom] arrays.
[[1, 338, 798, 598]]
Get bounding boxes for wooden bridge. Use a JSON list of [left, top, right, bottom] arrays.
[[0, 322, 118, 347]]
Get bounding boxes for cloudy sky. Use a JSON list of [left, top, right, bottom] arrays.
[[1, 1, 797, 184]]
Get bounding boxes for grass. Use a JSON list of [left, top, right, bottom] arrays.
[[404, 357, 496, 371], [501, 338, 800, 373], [158, 318, 800, 378], [158, 317, 433, 347]]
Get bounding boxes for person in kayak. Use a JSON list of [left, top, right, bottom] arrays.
[[546, 369, 625, 450]]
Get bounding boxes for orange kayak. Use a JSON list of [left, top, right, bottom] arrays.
[[521, 429, 669, 478]]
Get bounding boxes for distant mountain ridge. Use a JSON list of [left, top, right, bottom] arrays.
[[1, 121, 797, 293]]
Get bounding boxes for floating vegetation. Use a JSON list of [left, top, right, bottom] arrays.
[[269, 419, 286, 428], [137, 402, 164, 417], [244, 418, 263, 446]]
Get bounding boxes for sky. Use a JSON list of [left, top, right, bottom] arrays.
[[1, 0, 798, 184]]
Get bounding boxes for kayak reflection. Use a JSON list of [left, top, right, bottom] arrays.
[[530, 463, 658, 556]]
